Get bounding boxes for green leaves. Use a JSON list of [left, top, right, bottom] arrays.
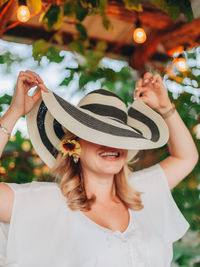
[[0, 94, 12, 113], [46, 47, 64, 63], [173, 240, 200, 265], [43, 5, 61, 30], [150, 0, 193, 22], [76, 23, 88, 40], [63, 1, 74, 17], [122, 0, 143, 12], [63, 0, 88, 21], [0, 51, 22, 72], [179, 0, 194, 23], [69, 40, 85, 55], [60, 68, 77, 87], [75, 1, 89, 21], [32, 40, 64, 64], [32, 39, 48, 62]]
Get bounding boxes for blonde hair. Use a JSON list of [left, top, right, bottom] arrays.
[[51, 131, 143, 211]]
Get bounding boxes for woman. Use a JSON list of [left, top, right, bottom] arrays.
[[0, 70, 198, 267]]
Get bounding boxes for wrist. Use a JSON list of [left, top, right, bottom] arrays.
[[7, 105, 23, 120], [157, 102, 176, 119], [157, 102, 173, 115]]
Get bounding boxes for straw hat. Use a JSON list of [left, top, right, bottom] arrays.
[[26, 89, 169, 167]]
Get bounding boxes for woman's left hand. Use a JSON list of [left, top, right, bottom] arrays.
[[134, 72, 172, 114]]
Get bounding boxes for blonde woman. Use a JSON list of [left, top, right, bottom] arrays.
[[0, 70, 198, 267]]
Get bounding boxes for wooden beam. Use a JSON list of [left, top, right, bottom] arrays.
[[106, 1, 175, 30], [162, 18, 200, 51], [0, 0, 15, 35]]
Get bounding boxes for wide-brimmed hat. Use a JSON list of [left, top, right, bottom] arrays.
[[26, 88, 169, 168]]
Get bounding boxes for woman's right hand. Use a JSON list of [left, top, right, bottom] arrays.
[[9, 70, 49, 118]]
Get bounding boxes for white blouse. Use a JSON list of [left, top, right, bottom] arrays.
[[0, 163, 189, 267]]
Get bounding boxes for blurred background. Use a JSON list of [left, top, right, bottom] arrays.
[[0, 0, 200, 265]]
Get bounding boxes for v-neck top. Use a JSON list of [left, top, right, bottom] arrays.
[[78, 208, 133, 234], [0, 163, 189, 267]]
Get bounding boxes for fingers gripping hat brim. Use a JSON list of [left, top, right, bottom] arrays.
[[26, 89, 169, 168]]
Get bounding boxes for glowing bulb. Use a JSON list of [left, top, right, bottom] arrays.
[[10, 135, 16, 142], [174, 58, 188, 72], [34, 168, 42, 176], [17, 5, 30, 22], [42, 165, 50, 174], [133, 28, 147, 44], [22, 141, 31, 151], [0, 166, 6, 175], [9, 162, 15, 168]]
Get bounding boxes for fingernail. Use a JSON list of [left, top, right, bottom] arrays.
[[151, 80, 155, 83], [135, 87, 139, 91], [144, 79, 149, 83], [134, 97, 137, 100]]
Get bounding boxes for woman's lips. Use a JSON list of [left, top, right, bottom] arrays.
[[99, 151, 120, 160]]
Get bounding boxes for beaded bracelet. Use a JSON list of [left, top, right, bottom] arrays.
[[161, 103, 176, 119], [0, 123, 11, 139]]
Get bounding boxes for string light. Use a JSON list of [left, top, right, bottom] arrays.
[[0, 166, 6, 175], [9, 162, 15, 169], [10, 135, 16, 142], [173, 57, 188, 72], [22, 141, 31, 151], [34, 168, 42, 176], [133, 18, 147, 44], [42, 165, 50, 174], [17, 0, 30, 22]]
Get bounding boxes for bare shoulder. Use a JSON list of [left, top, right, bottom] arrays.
[[0, 183, 14, 223]]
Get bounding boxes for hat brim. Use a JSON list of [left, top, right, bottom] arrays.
[[26, 90, 169, 168]]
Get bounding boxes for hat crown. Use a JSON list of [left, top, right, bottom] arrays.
[[78, 89, 127, 124]]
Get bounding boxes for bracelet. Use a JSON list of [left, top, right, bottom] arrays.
[[160, 103, 176, 119], [0, 123, 11, 139]]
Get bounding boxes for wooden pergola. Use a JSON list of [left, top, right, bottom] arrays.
[[0, 0, 200, 72]]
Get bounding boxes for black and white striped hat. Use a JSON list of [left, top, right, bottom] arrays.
[[26, 88, 169, 167]]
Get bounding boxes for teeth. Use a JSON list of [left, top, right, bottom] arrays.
[[99, 152, 119, 157]]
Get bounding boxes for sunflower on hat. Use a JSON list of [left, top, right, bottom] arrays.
[[59, 139, 81, 157]]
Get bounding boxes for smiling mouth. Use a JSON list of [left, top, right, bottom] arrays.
[[99, 152, 120, 158]]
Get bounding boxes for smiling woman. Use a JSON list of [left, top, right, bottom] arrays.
[[0, 70, 198, 267], [52, 133, 141, 213]]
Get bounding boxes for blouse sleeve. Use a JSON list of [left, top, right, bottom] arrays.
[[0, 222, 9, 265], [128, 163, 190, 243], [0, 181, 63, 265]]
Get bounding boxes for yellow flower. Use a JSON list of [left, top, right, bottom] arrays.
[[59, 139, 81, 157]]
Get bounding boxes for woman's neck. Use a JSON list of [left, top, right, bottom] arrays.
[[83, 171, 118, 204]]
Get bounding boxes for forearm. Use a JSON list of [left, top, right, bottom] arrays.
[[159, 104, 198, 163], [0, 107, 20, 158]]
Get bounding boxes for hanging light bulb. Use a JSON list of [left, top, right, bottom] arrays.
[[176, 58, 188, 72], [133, 18, 147, 44], [173, 56, 188, 72], [17, 0, 30, 22]]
